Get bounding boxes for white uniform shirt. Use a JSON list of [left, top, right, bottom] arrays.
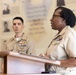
[[45, 26, 76, 75]]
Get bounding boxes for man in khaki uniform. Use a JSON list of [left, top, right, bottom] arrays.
[[0, 17, 36, 73], [3, 17, 35, 55]]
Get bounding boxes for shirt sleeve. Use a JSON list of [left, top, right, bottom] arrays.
[[0, 39, 7, 51], [64, 33, 76, 57], [0, 39, 6, 73], [27, 38, 36, 55]]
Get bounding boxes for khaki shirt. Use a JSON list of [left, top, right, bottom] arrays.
[[3, 33, 36, 55], [0, 33, 36, 73], [45, 26, 76, 74]]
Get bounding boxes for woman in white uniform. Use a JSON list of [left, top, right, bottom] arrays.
[[44, 7, 76, 75]]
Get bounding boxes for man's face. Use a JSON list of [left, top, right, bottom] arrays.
[[12, 19, 24, 33]]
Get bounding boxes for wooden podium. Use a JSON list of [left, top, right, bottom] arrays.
[[0, 51, 61, 75]]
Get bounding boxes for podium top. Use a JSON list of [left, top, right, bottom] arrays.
[[0, 74, 61, 75], [0, 51, 9, 57], [0, 51, 59, 65]]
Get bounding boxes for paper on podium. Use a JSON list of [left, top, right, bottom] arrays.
[[9, 51, 19, 55]]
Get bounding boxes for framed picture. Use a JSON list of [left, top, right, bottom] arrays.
[[2, 0, 20, 16], [2, 20, 13, 33], [57, 0, 76, 6], [2, 3, 10, 15]]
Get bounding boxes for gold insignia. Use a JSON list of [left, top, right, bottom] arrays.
[[51, 36, 63, 45], [18, 39, 27, 44]]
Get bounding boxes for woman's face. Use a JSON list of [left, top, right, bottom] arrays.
[[50, 9, 66, 32]]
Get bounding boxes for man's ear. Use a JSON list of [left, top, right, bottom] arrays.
[[23, 25, 25, 28], [12, 25, 13, 29]]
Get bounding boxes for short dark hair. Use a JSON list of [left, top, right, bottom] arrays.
[[13, 17, 24, 24], [55, 6, 76, 27]]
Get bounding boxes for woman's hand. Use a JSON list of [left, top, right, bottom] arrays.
[[39, 54, 50, 59]]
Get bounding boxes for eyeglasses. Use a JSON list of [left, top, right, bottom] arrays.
[[52, 15, 61, 18]]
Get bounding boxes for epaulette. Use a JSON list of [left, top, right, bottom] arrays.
[[10, 37, 15, 42]]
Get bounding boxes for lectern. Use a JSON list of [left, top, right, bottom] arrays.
[[0, 51, 61, 75]]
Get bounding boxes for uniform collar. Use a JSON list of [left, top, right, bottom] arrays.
[[56, 26, 70, 37], [10, 33, 25, 41], [15, 33, 24, 38], [48, 26, 71, 47]]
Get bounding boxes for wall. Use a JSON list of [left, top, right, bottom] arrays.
[[0, 0, 76, 56]]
